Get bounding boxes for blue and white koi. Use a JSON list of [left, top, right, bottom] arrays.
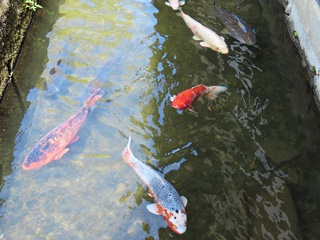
[[121, 136, 187, 234]]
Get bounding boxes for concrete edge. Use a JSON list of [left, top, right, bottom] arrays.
[[283, 0, 320, 110]]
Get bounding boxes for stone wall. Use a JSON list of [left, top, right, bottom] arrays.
[[0, 0, 33, 102], [282, 0, 320, 109]]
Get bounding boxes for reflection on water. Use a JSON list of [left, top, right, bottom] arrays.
[[1, 0, 320, 239]]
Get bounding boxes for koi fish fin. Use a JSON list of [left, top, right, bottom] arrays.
[[187, 107, 198, 114], [179, 0, 185, 5], [69, 135, 79, 144], [200, 41, 210, 48], [176, 8, 184, 17], [180, 196, 188, 207], [155, 174, 165, 185], [146, 203, 161, 215], [205, 86, 227, 100], [238, 22, 247, 33], [165, 1, 170, 6], [234, 15, 247, 33], [84, 88, 102, 108], [122, 136, 133, 164], [192, 35, 202, 41], [127, 135, 132, 149], [220, 36, 225, 40], [53, 148, 69, 161]]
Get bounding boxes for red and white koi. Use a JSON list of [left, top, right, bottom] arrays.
[[170, 84, 227, 110], [177, 9, 229, 54], [122, 136, 187, 234], [22, 88, 102, 170]]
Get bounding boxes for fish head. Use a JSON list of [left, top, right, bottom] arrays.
[[231, 30, 256, 45], [22, 151, 50, 170], [169, 0, 180, 10], [171, 95, 193, 110], [166, 209, 187, 234], [219, 46, 229, 54], [215, 41, 229, 54], [22, 159, 45, 170], [245, 32, 256, 45]]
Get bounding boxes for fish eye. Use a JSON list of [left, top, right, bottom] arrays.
[[175, 210, 179, 213]]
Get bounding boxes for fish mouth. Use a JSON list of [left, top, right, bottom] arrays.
[[220, 48, 229, 54], [22, 161, 43, 170], [174, 225, 187, 234], [22, 163, 33, 170], [246, 39, 256, 45]]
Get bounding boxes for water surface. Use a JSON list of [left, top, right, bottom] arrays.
[[1, 0, 320, 239]]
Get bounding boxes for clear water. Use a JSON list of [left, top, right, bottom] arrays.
[[1, 0, 320, 239]]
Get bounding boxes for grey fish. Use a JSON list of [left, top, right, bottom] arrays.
[[212, 5, 256, 45]]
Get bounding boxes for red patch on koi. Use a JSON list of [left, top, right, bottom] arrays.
[[171, 84, 227, 110], [171, 85, 207, 110]]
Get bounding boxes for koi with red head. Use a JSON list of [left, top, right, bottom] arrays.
[[170, 84, 227, 110]]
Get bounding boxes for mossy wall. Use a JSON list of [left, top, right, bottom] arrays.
[[0, 0, 33, 101]]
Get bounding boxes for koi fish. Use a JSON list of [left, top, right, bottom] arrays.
[[22, 88, 102, 170], [121, 136, 187, 234], [177, 9, 228, 54], [212, 5, 256, 45], [170, 84, 227, 110], [165, 0, 185, 10]]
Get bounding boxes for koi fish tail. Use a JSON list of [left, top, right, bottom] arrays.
[[205, 86, 227, 100], [84, 88, 102, 107], [176, 8, 184, 17], [122, 136, 133, 165]]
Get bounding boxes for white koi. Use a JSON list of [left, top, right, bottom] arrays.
[[122, 136, 187, 234], [177, 9, 229, 54]]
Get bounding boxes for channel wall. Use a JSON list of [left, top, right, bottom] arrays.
[[284, 0, 320, 109]]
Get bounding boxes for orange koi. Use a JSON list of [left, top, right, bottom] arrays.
[[170, 84, 227, 110], [22, 88, 102, 170]]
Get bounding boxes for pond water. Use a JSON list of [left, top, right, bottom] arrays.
[[1, 0, 320, 239]]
